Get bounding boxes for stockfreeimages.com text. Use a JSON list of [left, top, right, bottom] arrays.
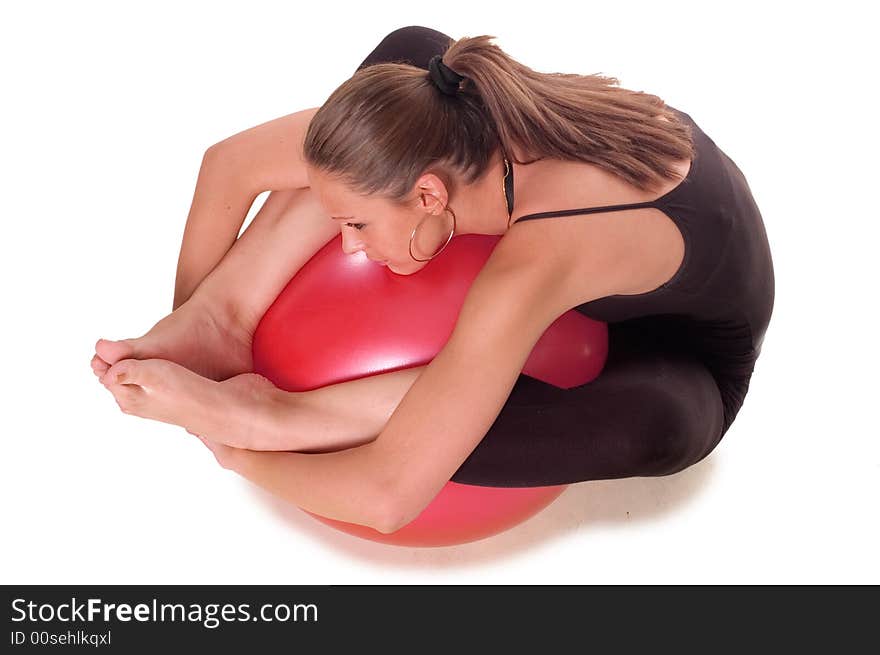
[[11, 597, 317, 629]]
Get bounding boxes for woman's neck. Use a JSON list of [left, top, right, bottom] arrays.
[[452, 148, 530, 236]]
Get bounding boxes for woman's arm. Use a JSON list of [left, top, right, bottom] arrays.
[[173, 107, 320, 310], [208, 243, 579, 533], [173, 148, 261, 309], [209, 441, 400, 534], [265, 366, 426, 453]]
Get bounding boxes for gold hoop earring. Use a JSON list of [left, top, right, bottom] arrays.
[[409, 206, 456, 262]]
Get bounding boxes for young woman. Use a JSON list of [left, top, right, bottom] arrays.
[[91, 26, 774, 534]]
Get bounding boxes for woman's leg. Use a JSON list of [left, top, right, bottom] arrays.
[[449, 321, 728, 487], [355, 25, 454, 74], [194, 187, 339, 335]]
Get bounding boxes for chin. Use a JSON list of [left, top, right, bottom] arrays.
[[388, 260, 428, 276]]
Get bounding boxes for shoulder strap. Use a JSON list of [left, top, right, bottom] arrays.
[[514, 200, 659, 223]]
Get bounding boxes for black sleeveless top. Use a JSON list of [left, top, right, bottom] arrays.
[[507, 107, 775, 429]]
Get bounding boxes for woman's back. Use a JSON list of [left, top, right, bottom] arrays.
[[510, 107, 775, 432]]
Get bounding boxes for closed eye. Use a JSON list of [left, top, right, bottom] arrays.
[[345, 222, 366, 231]]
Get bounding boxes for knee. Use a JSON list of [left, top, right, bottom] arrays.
[[379, 25, 438, 40], [377, 25, 451, 48], [357, 26, 453, 72]]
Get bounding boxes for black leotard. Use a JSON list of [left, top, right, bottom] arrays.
[[357, 26, 775, 487], [509, 106, 775, 434]]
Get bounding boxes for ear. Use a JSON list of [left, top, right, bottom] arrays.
[[415, 171, 450, 214]]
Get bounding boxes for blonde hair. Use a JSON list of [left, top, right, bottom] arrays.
[[303, 33, 695, 205]]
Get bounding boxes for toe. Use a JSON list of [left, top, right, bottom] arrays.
[[95, 338, 139, 366], [103, 358, 158, 387], [91, 354, 110, 377]]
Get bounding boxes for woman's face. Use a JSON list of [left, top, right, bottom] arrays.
[[307, 167, 454, 276]]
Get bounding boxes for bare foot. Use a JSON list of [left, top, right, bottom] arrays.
[[91, 297, 254, 382], [100, 359, 273, 450]]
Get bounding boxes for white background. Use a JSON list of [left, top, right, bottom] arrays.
[[1, 0, 877, 584]]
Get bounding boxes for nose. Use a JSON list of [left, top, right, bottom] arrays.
[[340, 228, 365, 255]]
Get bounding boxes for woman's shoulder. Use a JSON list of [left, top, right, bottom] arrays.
[[497, 153, 692, 306], [487, 211, 631, 312]]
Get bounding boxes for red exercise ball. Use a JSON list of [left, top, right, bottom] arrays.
[[252, 234, 608, 547]]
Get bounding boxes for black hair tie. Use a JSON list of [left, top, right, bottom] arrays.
[[428, 54, 464, 96]]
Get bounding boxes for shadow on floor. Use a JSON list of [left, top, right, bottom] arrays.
[[245, 454, 716, 568]]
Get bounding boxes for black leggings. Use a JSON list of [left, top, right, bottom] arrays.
[[356, 26, 728, 488], [452, 321, 727, 487]]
